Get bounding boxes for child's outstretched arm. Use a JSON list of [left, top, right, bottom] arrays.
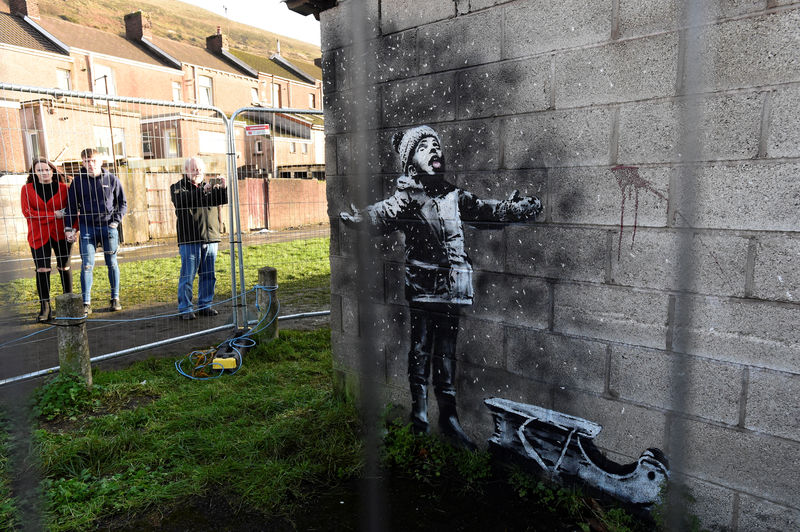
[[459, 189, 543, 223], [339, 177, 420, 233]]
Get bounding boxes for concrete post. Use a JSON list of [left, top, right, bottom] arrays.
[[55, 292, 92, 387], [257, 266, 279, 340]]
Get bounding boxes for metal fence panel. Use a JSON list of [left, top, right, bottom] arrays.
[[0, 83, 237, 384]]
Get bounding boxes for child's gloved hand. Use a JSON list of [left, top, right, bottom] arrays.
[[340, 203, 363, 224], [507, 190, 543, 221]]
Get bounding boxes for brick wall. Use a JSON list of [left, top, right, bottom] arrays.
[[266, 177, 327, 230], [322, 0, 800, 528]]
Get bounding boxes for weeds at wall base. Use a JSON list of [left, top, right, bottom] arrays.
[[379, 419, 678, 532]]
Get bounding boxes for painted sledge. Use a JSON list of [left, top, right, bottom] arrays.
[[485, 397, 669, 506]]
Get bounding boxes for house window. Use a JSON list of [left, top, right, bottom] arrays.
[[289, 142, 296, 154], [251, 87, 259, 103], [308, 93, 315, 109], [198, 130, 226, 154], [25, 131, 42, 164], [198, 75, 213, 106], [254, 140, 263, 154], [272, 83, 281, 108], [301, 143, 308, 154], [92, 65, 116, 96], [56, 68, 71, 91], [172, 81, 182, 102], [142, 131, 154, 157], [93, 126, 125, 159], [164, 129, 179, 158]]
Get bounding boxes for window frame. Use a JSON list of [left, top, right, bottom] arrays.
[[198, 75, 214, 106]]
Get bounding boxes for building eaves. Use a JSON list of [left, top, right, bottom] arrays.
[[0, 12, 66, 55], [282, 0, 337, 20]]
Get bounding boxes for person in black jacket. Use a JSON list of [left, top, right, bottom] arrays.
[[170, 157, 228, 320], [64, 148, 127, 316]]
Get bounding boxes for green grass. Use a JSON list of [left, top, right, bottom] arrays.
[[0, 417, 20, 529], [0, 237, 331, 314], [31, 328, 361, 531]]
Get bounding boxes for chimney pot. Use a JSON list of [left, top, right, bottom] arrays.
[[206, 30, 229, 53]]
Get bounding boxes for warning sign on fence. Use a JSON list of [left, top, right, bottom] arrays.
[[245, 124, 271, 136]]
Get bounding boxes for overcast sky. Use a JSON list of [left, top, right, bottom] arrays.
[[179, 0, 321, 46]]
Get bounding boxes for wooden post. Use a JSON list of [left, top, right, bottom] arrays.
[[55, 292, 92, 387], [257, 266, 279, 341]]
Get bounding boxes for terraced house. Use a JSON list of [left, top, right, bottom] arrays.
[[0, 0, 323, 176], [0, 0, 326, 244]]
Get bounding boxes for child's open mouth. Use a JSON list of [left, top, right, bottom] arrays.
[[430, 157, 442, 169]]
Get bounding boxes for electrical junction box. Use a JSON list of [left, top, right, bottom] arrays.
[[211, 357, 237, 370]]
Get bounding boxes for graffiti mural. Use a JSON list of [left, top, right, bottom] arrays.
[[340, 125, 542, 449], [485, 398, 669, 506]]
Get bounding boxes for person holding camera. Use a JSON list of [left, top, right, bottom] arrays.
[[170, 156, 228, 320]]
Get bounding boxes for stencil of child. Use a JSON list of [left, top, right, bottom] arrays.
[[341, 125, 542, 449]]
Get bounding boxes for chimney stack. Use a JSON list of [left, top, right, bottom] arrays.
[[10, 0, 40, 20], [124, 11, 153, 41], [206, 28, 229, 53], [277, 39, 281, 55]]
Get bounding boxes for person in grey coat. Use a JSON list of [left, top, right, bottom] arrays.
[[341, 125, 542, 449]]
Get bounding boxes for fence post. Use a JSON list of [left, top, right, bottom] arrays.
[[55, 292, 92, 387], [258, 266, 279, 340]]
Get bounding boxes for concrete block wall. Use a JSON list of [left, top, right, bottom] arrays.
[[320, 1, 800, 528]]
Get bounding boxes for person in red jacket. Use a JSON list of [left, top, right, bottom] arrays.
[[20, 158, 75, 322]]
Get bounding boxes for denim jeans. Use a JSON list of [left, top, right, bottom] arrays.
[[79, 224, 119, 304], [178, 242, 218, 313]]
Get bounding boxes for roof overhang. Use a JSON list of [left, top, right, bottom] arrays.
[[282, 0, 337, 20]]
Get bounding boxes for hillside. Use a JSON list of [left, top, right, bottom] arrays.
[[0, 0, 321, 64]]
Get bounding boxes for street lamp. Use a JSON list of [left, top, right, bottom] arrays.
[[94, 74, 117, 176]]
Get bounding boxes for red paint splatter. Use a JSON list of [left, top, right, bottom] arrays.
[[611, 165, 668, 260]]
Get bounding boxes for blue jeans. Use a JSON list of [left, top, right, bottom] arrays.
[[178, 242, 218, 313], [79, 224, 120, 304]]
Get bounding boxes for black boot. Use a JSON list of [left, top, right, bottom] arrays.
[[35, 271, 51, 322], [436, 389, 476, 451], [433, 345, 477, 451], [59, 268, 73, 294], [409, 383, 429, 434], [38, 300, 51, 322]]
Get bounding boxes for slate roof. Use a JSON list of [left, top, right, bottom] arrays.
[[37, 17, 167, 67], [151, 36, 254, 77], [228, 49, 307, 83], [1, 11, 313, 83], [0, 12, 65, 54], [289, 58, 322, 81]]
